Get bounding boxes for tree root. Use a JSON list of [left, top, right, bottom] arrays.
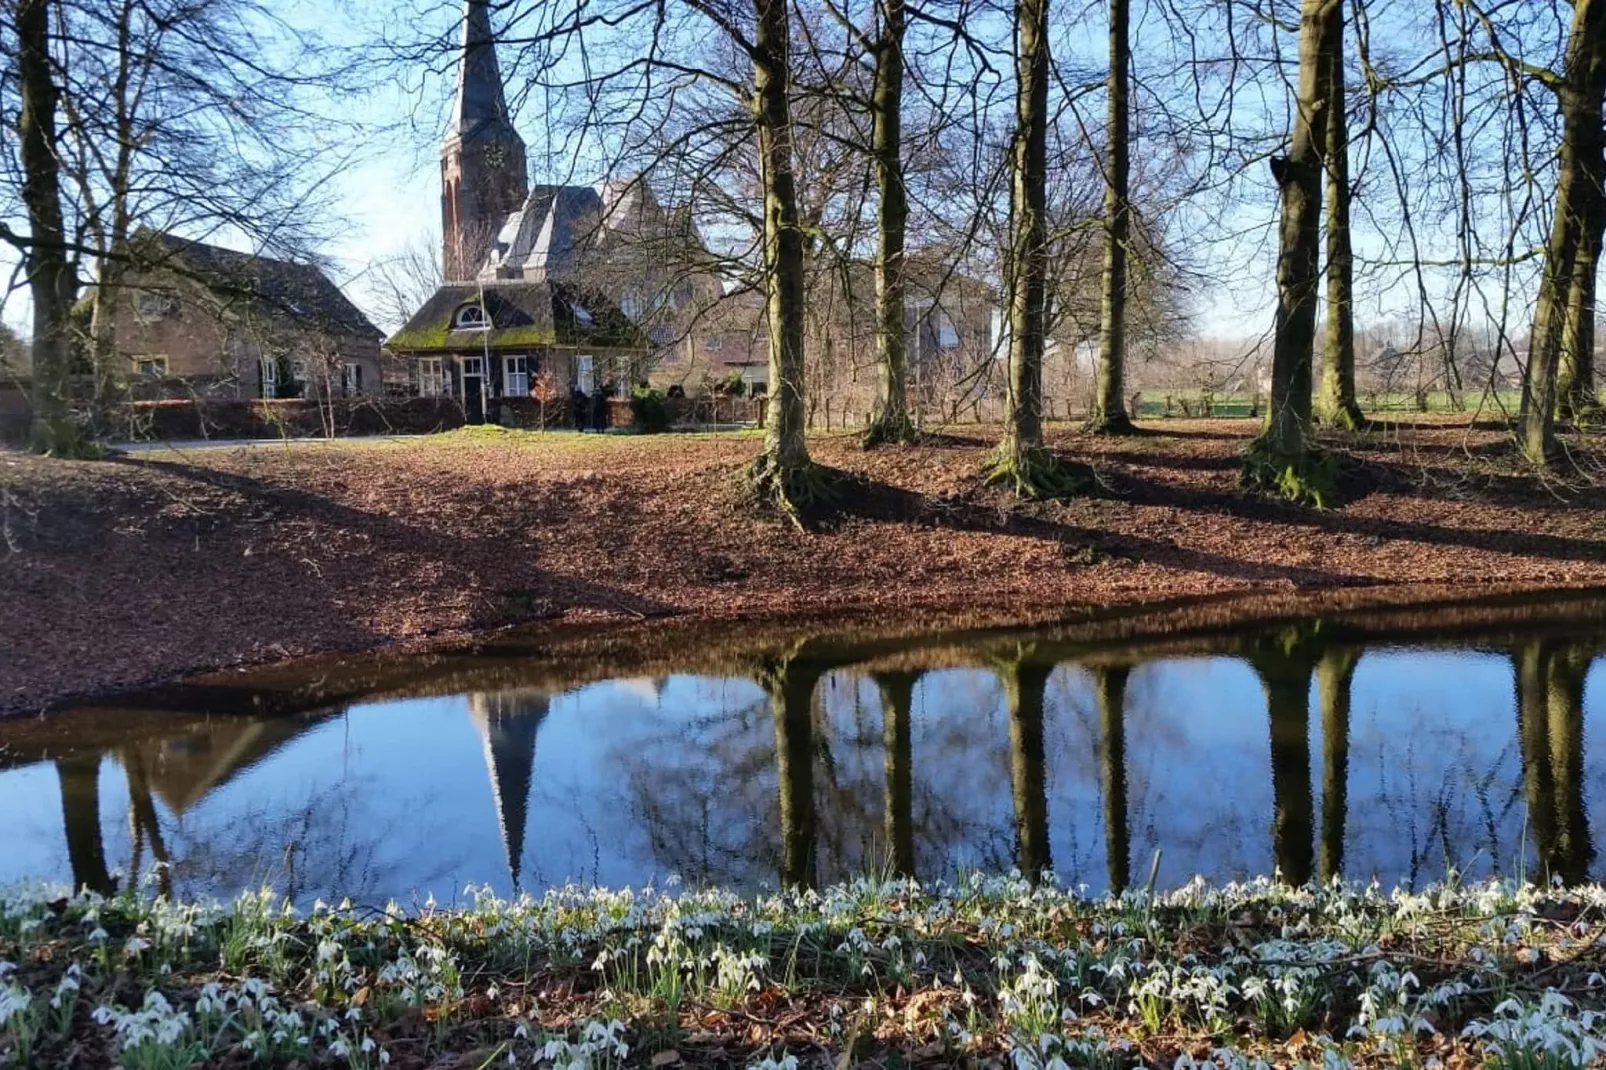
[[739, 451, 837, 529], [30, 422, 104, 459], [862, 412, 921, 449], [985, 444, 1083, 500], [1085, 411, 1137, 436], [1241, 434, 1341, 509], [1316, 402, 1366, 432]]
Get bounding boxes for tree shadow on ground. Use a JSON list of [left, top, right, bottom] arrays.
[[819, 469, 1372, 588], [1103, 467, 1606, 568], [118, 456, 676, 620]]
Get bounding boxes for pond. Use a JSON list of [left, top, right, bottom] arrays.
[[3, 589, 1605, 906]]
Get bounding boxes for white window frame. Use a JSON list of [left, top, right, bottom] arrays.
[[454, 304, 490, 330], [504, 355, 529, 396], [418, 357, 444, 397], [576, 354, 595, 393], [704, 333, 724, 351], [341, 361, 362, 397], [260, 357, 278, 399]]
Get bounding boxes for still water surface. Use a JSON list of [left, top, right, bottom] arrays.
[[3, 594, 1604, 905]]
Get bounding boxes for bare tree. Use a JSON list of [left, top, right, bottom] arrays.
[[11, 0, 85, 455], [1089, 0, 1134, 434], [1246, 0, 1341, 506], [1519, 0, 1606, 461], [989, 0, 1076, 496], [1317, 6, 1363, 430]]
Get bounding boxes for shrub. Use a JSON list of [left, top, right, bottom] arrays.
[[717, 370, 747, 398], [629, 387, 671, 434]]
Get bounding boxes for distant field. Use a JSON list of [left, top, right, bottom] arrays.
[[1127, 389, 1523, 420]]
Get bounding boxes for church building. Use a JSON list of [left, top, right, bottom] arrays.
[[387, 0, 653, 423], [387, 0, 765, 422]]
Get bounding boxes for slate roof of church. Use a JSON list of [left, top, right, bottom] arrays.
[[130, 230, 383, 339], [387, 279, 648, 353]]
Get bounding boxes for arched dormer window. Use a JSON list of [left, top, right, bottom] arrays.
[[454, 303, 490, 330]]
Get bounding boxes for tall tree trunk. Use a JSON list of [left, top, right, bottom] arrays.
[[1002, 659, 1052, 879], [864, 0, 915, 446], [1520, 0, 1606, 462], [875, 671, 918, 877], [83, 0, 139, 431], [1317, 19, 1363, 431], [989, 0, 1073, 497], [17, 0, 90, 456], [1250, 0, 1339, 501], [1094, 666, 1130, 894], [1090, 0, 1135, 435], [1315, 649, 1356, 883], [765, 658, 821, 888], [747, 0, 822, 519], [1557, 207, 1604, 420]]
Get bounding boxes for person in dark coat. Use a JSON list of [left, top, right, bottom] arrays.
[[570, 385, 589, 431]]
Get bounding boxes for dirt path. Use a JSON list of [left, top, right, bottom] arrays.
[[5, 417, 1605, 714]]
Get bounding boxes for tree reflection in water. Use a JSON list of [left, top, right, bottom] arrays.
[[1092, 666, 1131, 894], [1515, 642, 1595, 885], [873, 672, 919, 878], [1315, 649, 1358, 883], [1249, 635, 1319, 889], [12, 610, 1606, 901], [996, 651, 1052, 880]]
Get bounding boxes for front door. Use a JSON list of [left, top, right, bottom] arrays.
[[462, 357, 485, 424]]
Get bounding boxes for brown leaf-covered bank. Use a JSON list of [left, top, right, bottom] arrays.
[[5, 417, 1606, 715]]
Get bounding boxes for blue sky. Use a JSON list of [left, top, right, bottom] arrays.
[[0, 0, 1559, 347]]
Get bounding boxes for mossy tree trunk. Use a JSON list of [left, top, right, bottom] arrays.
[[1090, 0, 1135, 436], [18, 0, 92, 457], [746, 0, 825, 518], [864, 0, 916, 447], [1519, 0, 1606, 462], [1249, 0, 1339, 500], [1316, 19, 1363, 431], [1001, 658, 1053, 879], [875, 671, 918, 877], [990, 0, 1074, 498], [1557, 203, 1604, 421], [1316, 648, 1357, 883], [1093, 666, 1130, 894]]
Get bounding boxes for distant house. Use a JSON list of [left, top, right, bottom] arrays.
[[98, 230, 385, 400], [387, 279, 648, 424]]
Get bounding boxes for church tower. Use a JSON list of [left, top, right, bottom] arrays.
[[441, 0, 529, 281]]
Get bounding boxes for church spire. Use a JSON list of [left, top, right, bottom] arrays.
[[441, 0, 528, 280], [452, 0, 514, 140]]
